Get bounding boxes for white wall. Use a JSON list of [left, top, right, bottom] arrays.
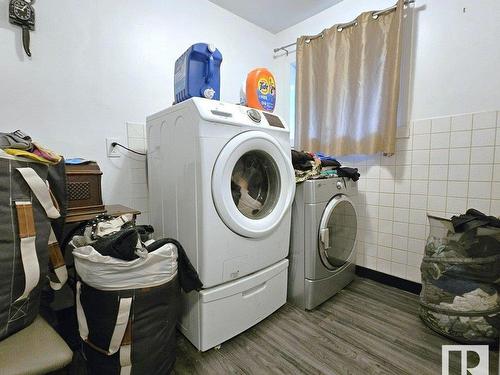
[[0, 0, 275, 222], [272, 0, 500, 282]]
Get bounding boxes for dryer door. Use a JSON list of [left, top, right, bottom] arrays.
[[212, 130, 295, 238], [318, 194, 358, 270]]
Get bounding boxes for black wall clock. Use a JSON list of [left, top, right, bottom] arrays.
[[9, 0, 35, 57]]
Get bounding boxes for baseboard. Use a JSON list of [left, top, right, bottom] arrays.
[[355, 266, 422, 295]]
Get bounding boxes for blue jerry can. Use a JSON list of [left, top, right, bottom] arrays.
[[174, 43, 223, 104]]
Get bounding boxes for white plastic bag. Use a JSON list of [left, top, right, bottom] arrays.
[[73, 242, 178, 291]]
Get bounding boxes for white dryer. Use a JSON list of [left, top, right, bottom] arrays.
[[288, 177, 358, 310], [147, 98, 295, 351]]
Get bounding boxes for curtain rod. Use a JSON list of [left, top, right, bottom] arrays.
[[273, 0, 415, 56]]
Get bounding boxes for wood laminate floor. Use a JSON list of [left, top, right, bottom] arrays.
[[173, 277, 499, 375]]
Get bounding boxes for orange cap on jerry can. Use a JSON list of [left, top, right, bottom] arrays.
[[246, 68, 276, 112]]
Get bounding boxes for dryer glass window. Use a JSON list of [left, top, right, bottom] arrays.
[[321, 200, 357, 269], [231, 151, 281, 219]]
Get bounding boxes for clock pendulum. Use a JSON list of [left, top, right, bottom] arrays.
[[9, 0, 35, 57]]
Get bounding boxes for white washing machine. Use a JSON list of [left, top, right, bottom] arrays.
[[288, 177, 358, 310], [147, 98, 295, 351]]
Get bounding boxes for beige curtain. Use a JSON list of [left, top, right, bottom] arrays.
[[295, 0, 405, 156]]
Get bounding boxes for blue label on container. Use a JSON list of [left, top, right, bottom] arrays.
[[257, 76, 276, 112]]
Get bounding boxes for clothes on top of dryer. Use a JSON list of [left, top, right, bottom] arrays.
[[321, 159, 342, 168], [294, 157, 322, 183], [291, 150, 360, 183], [315, 152, 341, 168], [291, 150, 314, 170], [336, 167, 360, 182], [291, 150, 341, 170]]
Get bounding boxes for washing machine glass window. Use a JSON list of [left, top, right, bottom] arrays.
[[212, 131, 296, 238], [318, 195, 357, 270], [231, 150, 281, 219]]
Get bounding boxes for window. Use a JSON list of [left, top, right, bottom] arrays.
[[289, 63, 296, 147]]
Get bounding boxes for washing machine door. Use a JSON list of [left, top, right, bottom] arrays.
[[212, 130, 295, 238], [318, 194, 358, 270]]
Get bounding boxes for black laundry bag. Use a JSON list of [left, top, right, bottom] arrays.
[[79, 278, 179, 375], [0, 154, 66, 340], [72, 214, 199, 375]]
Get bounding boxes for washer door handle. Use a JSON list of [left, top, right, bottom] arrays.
[[320, 228, 330, 249]]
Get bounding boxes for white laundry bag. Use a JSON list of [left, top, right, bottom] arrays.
[[72, 242, 178, 291]]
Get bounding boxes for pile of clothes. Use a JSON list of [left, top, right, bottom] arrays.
[[420, 209, 500, 343], [291, 150, 360, 183], [0, 130, 61, 164]]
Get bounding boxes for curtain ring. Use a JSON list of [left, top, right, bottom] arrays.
[[337, 21, 358, 32], [372, 13, 379, 20]]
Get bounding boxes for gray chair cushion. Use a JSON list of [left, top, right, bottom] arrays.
[[0, 316, 73, 375]]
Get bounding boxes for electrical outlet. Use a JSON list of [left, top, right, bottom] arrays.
[[106, 138, 120, 158]]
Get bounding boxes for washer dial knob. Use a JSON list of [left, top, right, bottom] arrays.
[[247, 109, 261, 123]]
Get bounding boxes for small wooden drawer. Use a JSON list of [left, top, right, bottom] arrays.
[[65, 162, 105, 220]]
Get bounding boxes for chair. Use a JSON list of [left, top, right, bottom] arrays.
[[0, 316, 73, 375]]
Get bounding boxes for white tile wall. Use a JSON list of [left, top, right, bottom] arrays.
[[126, 122, 149, 225], [354, 110, 500, 283]]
